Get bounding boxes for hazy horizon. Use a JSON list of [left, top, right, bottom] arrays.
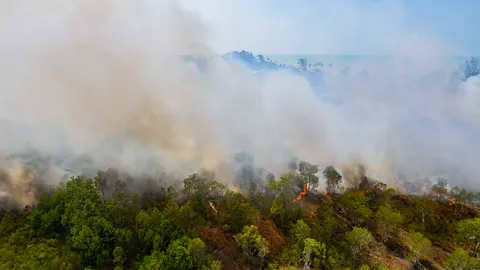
[[265, 54, 475, 65]]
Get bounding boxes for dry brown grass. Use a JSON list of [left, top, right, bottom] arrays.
[[253, 218, 288, 249], [198, 226, 250, 270]]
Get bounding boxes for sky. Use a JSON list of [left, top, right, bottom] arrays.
[[181, 0, 480, 56]]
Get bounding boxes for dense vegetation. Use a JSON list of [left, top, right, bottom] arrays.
[[1, 159, 479, 270], [1, 56, 480, 269]]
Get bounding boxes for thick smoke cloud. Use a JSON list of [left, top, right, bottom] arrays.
[[0, 1, 479, 207]]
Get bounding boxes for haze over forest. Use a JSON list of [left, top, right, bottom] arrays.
[[1, 1, 480, 270]]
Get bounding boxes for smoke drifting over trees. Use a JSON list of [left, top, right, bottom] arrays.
[[0, 0, 480, 207]]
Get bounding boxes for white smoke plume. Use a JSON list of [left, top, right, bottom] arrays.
[[0, 0, 479, 207]]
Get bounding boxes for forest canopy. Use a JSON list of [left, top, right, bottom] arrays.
[[1, 159, 479, 270]]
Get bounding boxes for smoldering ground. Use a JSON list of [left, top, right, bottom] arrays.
[[0, 1, 479, 207]]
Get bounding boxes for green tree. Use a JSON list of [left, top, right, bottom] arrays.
[[138, 250, 167, 270], [407, 231, 431, 267], [449, 186, 469, 215], [166, 186, 179, 201], [455, 217, 480, 256], [165, 237, 202, 269], [323, 166, 342, 194], [443, 248, 480, 270], [431, 178, 448, 202], [302, 238, 326, 269], [270, 198, 286, 227], [283, 220, 312, 267], [178, 200, 208, 232], [0, 212, 16, 237], [135, 203, 183, 252], [182, 173, 227, 219], [290, 219, 311, 245], [315, 200, 338, 238], [339, 190, 373, 226], [323, 246, 353, 270], [183, 173, 227, 201], [235, 225, 270, 267], [113, 246, 125, 269], [0, 239, 81, 270], [345, 227, 375, 265], [218, 192, 258, 233], [268, 172, 300, 228], [375, 187, 396, 206], [93, 170, 110, 197], [139, 237, 220, 270], [375, 206, 403, 242], [414, 197, 439, 227], [268, 172, 295, 197], [59, 176, 118, 268], [298, 161, 319, 193]]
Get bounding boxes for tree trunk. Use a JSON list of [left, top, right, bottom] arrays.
[[303, 253, 311, 270], [421, 210, 425, 226], [475, 241, 479, 256]]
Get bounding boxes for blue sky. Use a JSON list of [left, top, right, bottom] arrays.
[[181, 0, 480, 56]]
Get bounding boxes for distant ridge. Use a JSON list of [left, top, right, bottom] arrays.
[[184, 51, 480, 82]]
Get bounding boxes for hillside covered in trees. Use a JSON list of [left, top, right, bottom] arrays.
[[1, 159, 479, 270], [2, 1, 480, 269], [1, 53, 480, 269]]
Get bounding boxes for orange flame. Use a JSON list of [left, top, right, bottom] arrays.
[[448, 199, 456, 206], [323, 191, 328, 195], [292, 184, 307, 202], [393, 194, 413, 205], [259, 193, 265, 197], [208, 201, 219, 215]]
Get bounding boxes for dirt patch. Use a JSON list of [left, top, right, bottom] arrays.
[[198, 226, 251, 270], [253, 218, 288, 249], [422, 246, 449, 270], [395, 229, 448, 270], [199, 218, 288, 269], [369, 242, 412, 270], [299, 195, 322, 219]]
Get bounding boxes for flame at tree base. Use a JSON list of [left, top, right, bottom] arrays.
[[292, 184, 307, 202], [208, 200, 218, 215]]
